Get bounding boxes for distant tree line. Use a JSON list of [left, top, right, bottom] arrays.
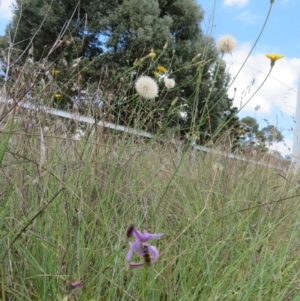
[[240, 116, 284, 154]]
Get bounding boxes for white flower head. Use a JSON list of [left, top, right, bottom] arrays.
[[158, 73, 168, 82], [216, 34, 237, 54], [135, 76, 158, 99], [178, 111, 187, 121], [164, 77, 176, 90]]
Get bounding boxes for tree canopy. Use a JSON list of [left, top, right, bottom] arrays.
[[1, 0, 241, 142], [241, 116, 284, 151]]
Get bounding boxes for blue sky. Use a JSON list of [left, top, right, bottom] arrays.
[[1, 0, 299, 155], [199, 0, 300, 156]]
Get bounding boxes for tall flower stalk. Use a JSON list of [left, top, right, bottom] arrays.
[[192, 34, 236, 135], [213, 53, 283, 139], [238, 53, 283, 111], [228, 1, 275, 88], [208, 1, 276, 141]]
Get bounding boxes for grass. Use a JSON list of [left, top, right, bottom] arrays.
[[0, 109, 300, 300], [0, 1, 295, 299]]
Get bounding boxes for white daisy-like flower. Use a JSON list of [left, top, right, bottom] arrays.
[[164, 77, 176, 90], [135, 76, 158, 99], [216, 34, 237, 54]]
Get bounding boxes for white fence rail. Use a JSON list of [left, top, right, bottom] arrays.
[[0, 96, 287, 171]]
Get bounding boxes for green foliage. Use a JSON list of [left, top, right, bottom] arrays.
[[219, 97, 243, 149], [241, 116, 259, 137], [259, 124, 284, 143], [241, 116, 284, 151], [0, 118, 13, 165], [88, 0, 238, 138], [7, 0, 101, 61], [4, 0, 240, 141], [0, 117, 296, 300], [0, 35, 8, 85], [97, 0, 172, 62]]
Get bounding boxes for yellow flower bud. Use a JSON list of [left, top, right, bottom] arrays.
[[191, 53, 201, 63], [163, 40, 168, 49], [170, 97, 178, 106]]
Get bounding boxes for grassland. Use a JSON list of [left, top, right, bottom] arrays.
[[0, 107, 300, 301]]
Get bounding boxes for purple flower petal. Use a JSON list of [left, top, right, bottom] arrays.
[[148, 245, 159, 263], [142, 230, 164, 240], [136, 243, 159, 263], [69, 281, 82, 290], [126, 241, 140, 262], [131, 228, 163, 242], [129, 262, 145, 269], [126, 226, 163, 265], [131, 228, 147, 241], [126, 225, 135, 237]]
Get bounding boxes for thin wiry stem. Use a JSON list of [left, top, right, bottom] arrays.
[[212, 64, 274, 140], [228, 3, 273, 88], [7, 0, 55, 69], [1, 188, 64, 264], [238, 66, 273, 113]]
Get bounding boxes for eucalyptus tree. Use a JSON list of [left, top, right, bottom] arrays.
[[4, 0, 240, 142]]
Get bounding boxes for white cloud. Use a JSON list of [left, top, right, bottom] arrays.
[[0, 0, 14, 20], [269, 138, 293, 157], [223, 0, 249, 7], [224, 43, 300, 116], [237, 11, 260, 24]]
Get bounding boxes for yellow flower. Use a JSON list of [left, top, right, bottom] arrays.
[[266, 54, 283, 67], [55, 93, 62, 99], [53, 69, 60, 75], [154, 71, 160, 77], [157, 65, 167, 73]]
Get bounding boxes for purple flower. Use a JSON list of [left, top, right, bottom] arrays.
[[69, 281, 83, 290], [126, 225, 163, 267]]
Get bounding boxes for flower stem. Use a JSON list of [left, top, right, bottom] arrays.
[[213, 66, 274, 140], [238, 66, 273, 112], [228, 3, 273, 88]]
